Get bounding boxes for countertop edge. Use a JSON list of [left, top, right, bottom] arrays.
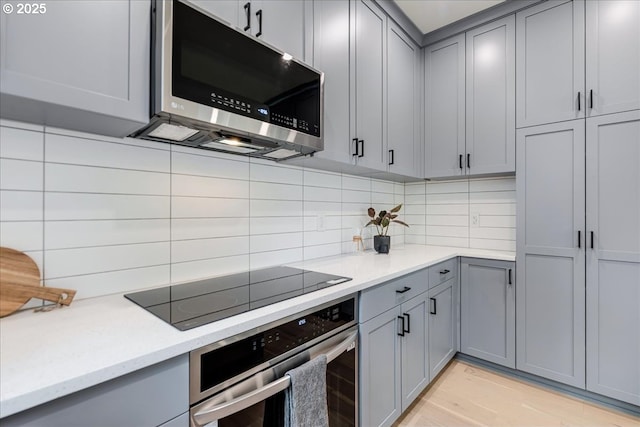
[[0, 245, 514, 418]]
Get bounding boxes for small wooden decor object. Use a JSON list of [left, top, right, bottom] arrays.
[[0, 247, 76, 317]]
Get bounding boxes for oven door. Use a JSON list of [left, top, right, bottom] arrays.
[[190, 327, 358, 427]]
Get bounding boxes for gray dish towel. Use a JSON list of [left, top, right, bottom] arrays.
[[284, 354, 329, 427]]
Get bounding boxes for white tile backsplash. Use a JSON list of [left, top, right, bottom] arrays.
[[0, 121, 518, 303]]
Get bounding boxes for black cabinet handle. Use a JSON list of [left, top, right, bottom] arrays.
[[430, 297, 437, 315], [508, 268, 513, 285], [358, 140, 364, 158], [243, 2, 251, 31], [255, 9, 263, 37], [396, 286, 411, 294], [590, 89, 593, 109], [578, 230, 581, 248], [440, 269, 450, 275], [389, 149, 394, 165], [397, 316, 405, 336], [403, 313, 410, 333], [578, 91, 581, 111], [467, 153, 471, 169], [591, 231, 594, 249], [459, 154, 463, 170], [352, 138, 359, 157]]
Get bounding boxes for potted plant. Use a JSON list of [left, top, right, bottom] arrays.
[[365, 204, 409, 253]]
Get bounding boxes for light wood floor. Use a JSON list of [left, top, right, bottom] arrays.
[[393, 360, 640, 427]]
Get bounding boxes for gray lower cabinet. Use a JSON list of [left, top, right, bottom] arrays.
[[460, 258, 515, 368], [359, 269, 429, 427], [428, 278, 457, 380], [1, 355, 189, 427], [0, 0, 150, 138], [400, 294, 429, 412], [516, 119, 586, 388], [360, 305, 402, 427], [585, 111, 640, 406]]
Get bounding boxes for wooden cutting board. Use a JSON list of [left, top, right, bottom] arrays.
[[0, 247, 76, 317]]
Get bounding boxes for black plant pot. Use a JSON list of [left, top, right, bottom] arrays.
[[374, 235, 391, 254]]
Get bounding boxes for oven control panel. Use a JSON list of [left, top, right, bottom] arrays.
[[198, 298, 355, 394]]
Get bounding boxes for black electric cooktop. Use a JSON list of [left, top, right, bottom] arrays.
[[124, 266, 352, 330]]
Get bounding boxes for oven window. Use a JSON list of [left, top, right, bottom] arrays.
[[210, 350, 356, 427]]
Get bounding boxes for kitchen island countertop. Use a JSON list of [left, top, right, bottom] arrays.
[[0, 245, 514, 418]]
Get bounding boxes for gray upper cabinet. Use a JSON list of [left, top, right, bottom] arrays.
[[191, 0, 310, 61], [516, 120, 586, 388], [424, 15, 515, 179], [516, 0, 585, 128], [585, 110, 640, 405], [312, 0, 351, 164], [351, 0, 387, 171], [0, 0, 150, 138], [465, 15, 516, 176], [424, 35, 466, 179], [188, 0, 240, 26], [586, 0, 640, 117], [460, 258, 515, 369], [387, 22, 421, 177]]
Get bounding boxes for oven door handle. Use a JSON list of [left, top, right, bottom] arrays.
[[191, 330, 358, 426]]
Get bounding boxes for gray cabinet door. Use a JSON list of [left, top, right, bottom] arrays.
[[516, 0, 585, 128], [466, 15, 516, 175], [387, 22, 420, 177], [251, 0, 309, 61], [312, 0, 351, 164], [359, 307, 401, 427], [586, 0, 640, 116], [428, 279, 456, 380], [424, 35, 466, 179], [351, 0, 387, 171], [188, 0, 240, 27], [586, 111, 640, 405], [460, 258, 515, 368], [0, 0, 150, 138], [1, 355, 189, 427], [400, 294, 429, 412], [516, 120, 586, 388]]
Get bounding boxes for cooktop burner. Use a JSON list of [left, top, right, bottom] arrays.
[[124, 266, 351, 330]]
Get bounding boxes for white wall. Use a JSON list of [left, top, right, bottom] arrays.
[[405, 177, 516, 251], [0, 119, 404, 302]]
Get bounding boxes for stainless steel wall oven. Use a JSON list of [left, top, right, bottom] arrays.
[[189, 296, 358, 427]]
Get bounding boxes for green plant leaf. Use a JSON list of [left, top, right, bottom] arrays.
[[368, 207, 375, 218], [382, 217, 390, 228], [390, 204, 402, 213], [364, 220, 376, 227], [392, 219, 409, 227], [379, 210, 387, 219]]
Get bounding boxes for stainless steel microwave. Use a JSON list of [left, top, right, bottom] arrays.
[[130, 0, 324, 160]]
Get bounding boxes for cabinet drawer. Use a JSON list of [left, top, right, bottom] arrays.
[[429, 258, 458, 289], [359, 269, 428, 323]]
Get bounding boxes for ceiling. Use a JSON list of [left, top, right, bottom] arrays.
[[394, 0, 506, 34]]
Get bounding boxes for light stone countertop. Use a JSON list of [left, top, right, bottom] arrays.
[[0, 245, 514, 418]]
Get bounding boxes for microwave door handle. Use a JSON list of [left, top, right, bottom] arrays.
[[191, 330, 357, 426], [192, 376, 291, 426]]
